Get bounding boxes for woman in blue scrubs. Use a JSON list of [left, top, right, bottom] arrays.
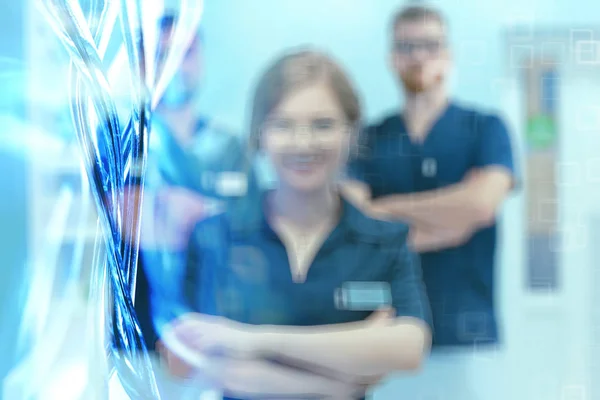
[[157, 49, 433, 398]]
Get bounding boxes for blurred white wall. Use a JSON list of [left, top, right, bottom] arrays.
[[198, 0, 600, 123]]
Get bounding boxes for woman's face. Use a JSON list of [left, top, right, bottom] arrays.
[[260, 81, 352, 193]]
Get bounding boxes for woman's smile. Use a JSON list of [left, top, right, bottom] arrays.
[[282, 154, 327, 174]]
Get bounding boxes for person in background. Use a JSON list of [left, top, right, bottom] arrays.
[[103, 12, 254, 355], [344, 4, 517, 400], [157, 49, 433, 399], [145, 13, 252, 249]]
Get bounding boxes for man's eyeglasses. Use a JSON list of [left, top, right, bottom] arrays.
[[261, 117, 350, 146], [393, 39, 446, 56]]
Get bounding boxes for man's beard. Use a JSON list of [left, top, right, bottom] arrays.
[[400, 69, 443, 94]]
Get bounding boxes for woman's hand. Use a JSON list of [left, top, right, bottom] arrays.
[[169, 313, 261, 360], [157, 313, 261, 378], [156, 339, 195, 379]]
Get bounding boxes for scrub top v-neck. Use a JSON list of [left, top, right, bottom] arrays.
[[349, 102, 517, 348], [360, 103, 471, 198]]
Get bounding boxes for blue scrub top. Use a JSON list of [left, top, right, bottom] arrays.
[[348, 102, 517, 348], [182, 194, 431, 326], [147, 193, 432, 399]]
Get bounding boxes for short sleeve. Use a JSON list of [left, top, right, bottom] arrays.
[[390, 237, 433, 331], [476, 115, 519, 186]]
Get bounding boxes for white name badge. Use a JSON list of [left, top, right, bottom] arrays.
[[334, 282, 392, 311], [215, 172, 248, 197], [422, 157, 437, 178]]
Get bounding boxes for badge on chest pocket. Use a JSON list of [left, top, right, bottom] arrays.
[[421, 157, 437, 178], [334, 282, 392, 311]]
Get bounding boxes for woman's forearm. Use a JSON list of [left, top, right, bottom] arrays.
[[159, 339, 366, 398], [254, 318, 431, 380], [197, 358, 366, 399]]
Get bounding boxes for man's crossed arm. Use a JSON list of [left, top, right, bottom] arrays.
[[342, 166, 514, 252]]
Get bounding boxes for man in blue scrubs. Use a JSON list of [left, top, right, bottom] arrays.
[[347, 5, 517, 399], [145, 14, 252, 247], [100, 12, 257, 399]]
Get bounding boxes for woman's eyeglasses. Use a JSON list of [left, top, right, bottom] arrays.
[[261, 117, 350, 146]]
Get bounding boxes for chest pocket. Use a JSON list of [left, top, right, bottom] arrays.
[[426, 135, 478, 188]]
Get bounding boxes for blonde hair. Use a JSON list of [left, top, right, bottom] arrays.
[[248, 48, 361, 151]]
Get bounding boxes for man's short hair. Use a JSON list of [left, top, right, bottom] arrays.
[[391, 4, 447, 33]]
